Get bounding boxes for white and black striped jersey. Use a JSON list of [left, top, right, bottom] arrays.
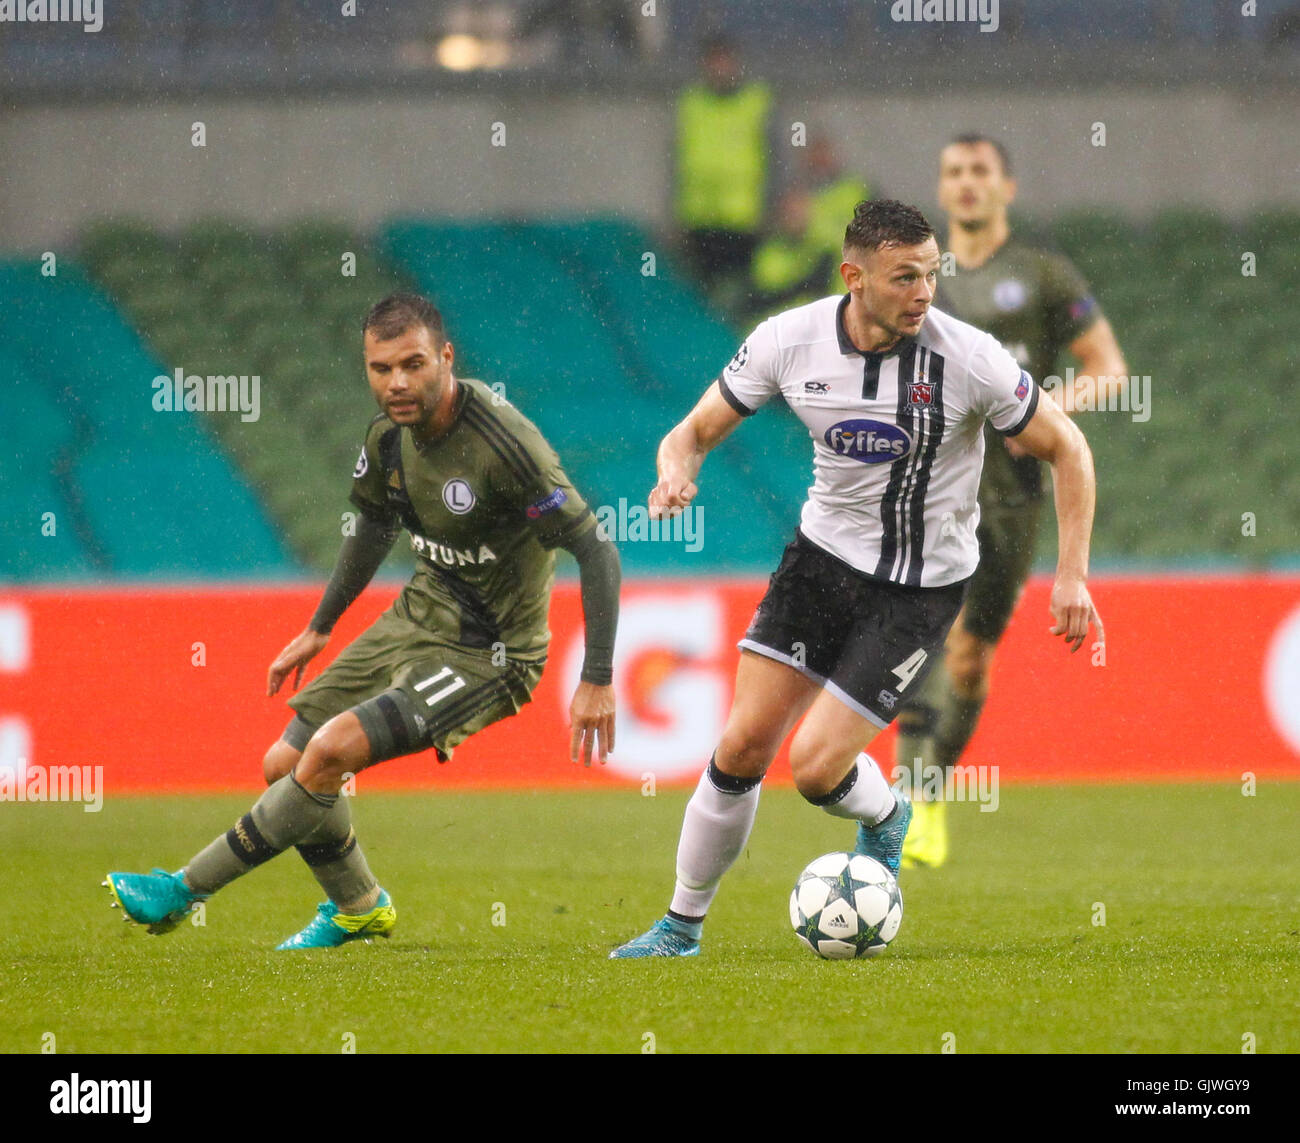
[[717, 294, 1040, 588]]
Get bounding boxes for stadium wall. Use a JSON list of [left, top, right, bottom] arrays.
[[2, 576, 1298, 795], [3, 89, 1298, 251]]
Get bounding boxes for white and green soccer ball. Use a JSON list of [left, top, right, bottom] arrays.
[[789, 852, 903, 959]]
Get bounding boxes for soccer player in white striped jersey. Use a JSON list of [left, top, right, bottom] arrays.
[[610, 199, 1103, 958]]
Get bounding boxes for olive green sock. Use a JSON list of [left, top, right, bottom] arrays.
[[293, 798, 380, 913], [896, 663, 987, 798], [184, 775, 336, 895], [895, 663, 948, 796], [933, 690, 987, 773]]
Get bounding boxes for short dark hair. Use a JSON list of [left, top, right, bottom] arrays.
[[947, 133, 1013, 176], [362, 292, 445, 344], [843, 199, 936, 257]]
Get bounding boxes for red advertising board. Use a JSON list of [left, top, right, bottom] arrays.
[[1, 576, 1298, 792]]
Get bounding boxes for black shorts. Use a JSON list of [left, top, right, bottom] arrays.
[[739, 531, 968, 728]]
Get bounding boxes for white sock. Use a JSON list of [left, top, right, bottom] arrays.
[[669, 760, 761, 920], [812, 753, 896, 825]]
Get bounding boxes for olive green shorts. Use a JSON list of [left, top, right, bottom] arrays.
[[961, 498, 1045, 644], [285, 609, 544, 763]]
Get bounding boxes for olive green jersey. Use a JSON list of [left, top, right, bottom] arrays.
[[935, 239, 1102, 502], [348, 377, 597, 660]]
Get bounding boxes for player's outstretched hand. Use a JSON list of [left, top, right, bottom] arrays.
[[569, 681, 616, 767], [267, 628, 330, 696], [648, 475, 698, 520], [1049, 576, 1103, 654]]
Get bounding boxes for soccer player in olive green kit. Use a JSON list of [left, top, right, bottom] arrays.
[[897, 136, 1128, 867], [105, 293, 620, 946]]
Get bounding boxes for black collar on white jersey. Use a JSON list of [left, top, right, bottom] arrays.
[[835, 293, 916, 359]]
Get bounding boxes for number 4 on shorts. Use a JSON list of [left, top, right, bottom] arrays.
[[413, 666, 467, 706], [890, 648, 928, 692]]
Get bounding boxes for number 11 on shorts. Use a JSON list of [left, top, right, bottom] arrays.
[[890, 648, 928, 691], [413, 666, 467, 706]]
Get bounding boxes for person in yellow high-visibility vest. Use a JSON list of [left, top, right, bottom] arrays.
[[746, 188, 835, 324], [675, 34, 772, 311], [803, 133, 872, 294]]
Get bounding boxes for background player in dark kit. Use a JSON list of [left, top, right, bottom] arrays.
[[897, 136, 1129, 868]]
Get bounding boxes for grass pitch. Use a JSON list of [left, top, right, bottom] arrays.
[[4, 782, 1298, 1054]]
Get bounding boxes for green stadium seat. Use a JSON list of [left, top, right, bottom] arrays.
[[0, 252, 295, 581], [74, 443, 292, 577], [1053, 210, 1135, 254]]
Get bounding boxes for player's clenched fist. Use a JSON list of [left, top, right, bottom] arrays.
[[649, 475, 698, 520]]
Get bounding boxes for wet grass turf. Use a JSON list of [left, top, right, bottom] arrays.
[[4, 783, 1298, 1053]]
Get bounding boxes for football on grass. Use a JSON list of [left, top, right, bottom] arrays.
[[789, 852, 903, 959]]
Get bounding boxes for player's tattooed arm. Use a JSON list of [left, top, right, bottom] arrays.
[[650, 382, 745, 519], [562, 524, 620, 766], [1006, 398, 1104, 654], [267, 511, 400, 696]]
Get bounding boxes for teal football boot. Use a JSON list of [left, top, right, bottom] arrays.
[[276, 890, 396, 950], [853, 789, 913, 876], [609, 916, 702, 959], [103, 868, 206, 935]]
